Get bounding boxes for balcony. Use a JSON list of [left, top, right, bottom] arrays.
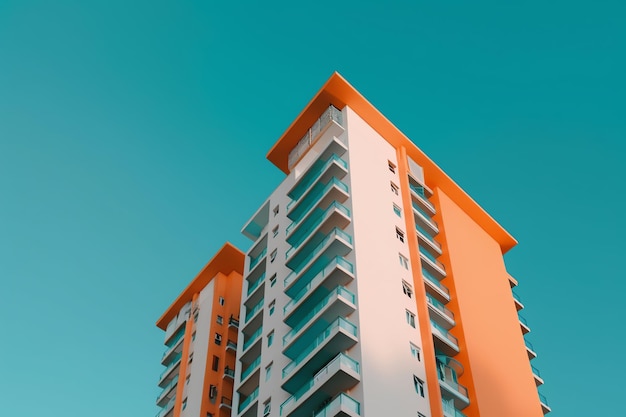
[[242, 200, 270, 241], [512, 290, 524, 310], [226, 339, 237, 353], [416, 222, 442, 255], [287, 176, 349, 226], [219, 396, 232, 410], [228, 316, 239, 329], [286, 201, 351, 262], [284, 228, 353, 296], [539, 392, 551, 414], [244, 298, 264, 324], [284, 257, 355, 324], [420, 246, 446, 277], [156, 396, 176, 417], [437, 356, 469, 409], [431, 320, 460, 355], [161, 331, 185, 366], [422, 268, 451, 303], [426, 293, 455, 329], [248, 247, 267, 271], [525, 339, 537, 360], [310, 393, 361, 417], [156, 375, 178, 406], [283, 286, 357, 357], [532, 365, 544, 386], [412, 201, 439, 234], [240, 355, 261, 383], [246, 273, 265, 300], [279, 354, 361, 417], [519, 314, 530, 334], [288, 106, 345, 171], [158, 353, 182, 387], [442, 400, 468, 417], [288, 152, 348, 205], [242, 326, 263, 353], [282, 318, 358, 392], [223, 366, 235, 379], [409, 181, 436, 213], [237, 387, 259, 416]]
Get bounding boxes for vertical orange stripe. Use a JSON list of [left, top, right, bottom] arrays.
[[173, 293, 198, 417], [396, 145, 445, 417]]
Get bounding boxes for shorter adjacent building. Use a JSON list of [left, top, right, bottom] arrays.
[[156, 243, 244, 417]]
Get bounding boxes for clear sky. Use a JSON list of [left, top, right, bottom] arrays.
[[1, 1, 624, 416]]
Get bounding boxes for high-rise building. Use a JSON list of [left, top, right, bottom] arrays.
[[156, 243, 244, 417], [233, 73, 550, 417]]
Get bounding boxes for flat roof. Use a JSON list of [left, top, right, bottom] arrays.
[[156, 242, 245, 330], [267, 72, 517, 253]]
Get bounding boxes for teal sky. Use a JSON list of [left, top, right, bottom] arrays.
[[1, 1, 624, 416]]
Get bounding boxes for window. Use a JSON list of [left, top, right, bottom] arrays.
[[191, 331, 196, 341], [216, 315, 223, 325], [182, 398, 188, 410], [272, 225, 279, 237], [402, 280, 413, 298], [265, 362, 273, 381], [396, 227, 405, 243], [414, 376, 425, 397], [212, 355, 219, 371], [268, 300, 275, 316], [388, 160, 396, 173], [418, 413, 426, 417], [399, 253, 409, 269], [263, 399, 271, 416], [391, 182, 399, 195], [186, 374, 190, 385], [393, 204, 402, 217], [188, 352, 194, 364], [410, 343, 421, 361], [270, 249, 277, 263], [273, 205, 279, 216], [215, 333, 222, 345], [209, 384, 217, 399], [193, 312, 199, 322], [269, 274, 277, 287], [219, 296, 225, 306], [406, 310, 416, 328], [267, 330, 274, 347]]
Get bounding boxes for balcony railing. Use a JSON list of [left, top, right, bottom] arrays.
[[245, 298, 264, 323], [431, 320, 459, 347], [426, 294, 455, 321], [283, 286, 356, 346], [412, 200, 438, 228], [287, 177, 349, 224], [288, 105, 344, 169], [162, 328, 185, 360], [159, 352, 182, 380], [532, 365, 542, 377], [226, 339, 237, 351], [228, 316, 239, 328], [539, 393, 549, 406], [283, 318, 357, 378], [224, 367, 235, 378], [420, 246, 446, 271], [243, 326, 263, 351], [240, 355, 261, 381], [280, 354, 360, 416], [286, 200, 351, 250], [284, 257, 354, 315], [439, 370, 469, 399], [288, 153, 348, 203], [220, 396, 232, 408], [442, 401, 467, 417], [416, 223, 441, 249], [246, 273, 265, 297], [238, 387, 259, 413], [155, 396, 176, 417], [312, 393, 361, 417], [288, 227, 352, 275], [156, 375, 178, 403], [422, 268, 450, 297], [249, 248, 267, 270]]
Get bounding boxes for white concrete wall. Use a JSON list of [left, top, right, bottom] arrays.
[[182, 280, 214, 417], [344, 107, 431, 417]]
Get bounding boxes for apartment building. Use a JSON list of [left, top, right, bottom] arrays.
[[232, 73, 550, 417], [155, 243, 244, 417]]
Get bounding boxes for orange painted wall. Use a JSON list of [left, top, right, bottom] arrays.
[[436, 189, 543, 417], [200, 270, 243, 417]]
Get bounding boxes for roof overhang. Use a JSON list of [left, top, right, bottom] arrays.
[[267, 72, 517, 253]]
